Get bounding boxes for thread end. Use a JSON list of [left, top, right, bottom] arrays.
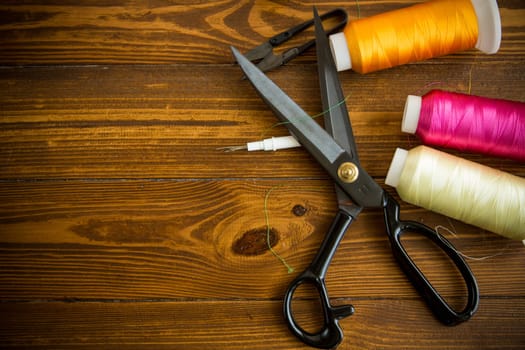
[[329, 32, 352, 72]]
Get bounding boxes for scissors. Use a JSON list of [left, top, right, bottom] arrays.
[[231, 7, 479, 349], [243, 8, 347, 73]]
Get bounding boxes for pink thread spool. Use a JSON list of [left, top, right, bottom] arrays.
[[403, 90, 525, 162]]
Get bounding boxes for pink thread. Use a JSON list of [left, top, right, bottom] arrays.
[[417, 90, 525, 162]]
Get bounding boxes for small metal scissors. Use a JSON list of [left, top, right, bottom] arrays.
[[232, 7, 479, 349], [243, 8, 347, 73]]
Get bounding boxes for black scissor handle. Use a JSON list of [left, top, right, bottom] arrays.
[[283, 270, 354, 349], [383, 193, 479, 326], [283, 211, 355, 349], [269, 8, 348, 47]]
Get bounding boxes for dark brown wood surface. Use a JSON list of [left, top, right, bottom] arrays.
[[1, 1, 524, 349]]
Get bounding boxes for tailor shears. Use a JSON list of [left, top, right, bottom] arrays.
[[231, 8, 479, 350], [244, 8, 347, 73]]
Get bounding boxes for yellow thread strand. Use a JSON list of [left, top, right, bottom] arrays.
[[344, 0, 479, 73], [264, 186, 294, 273], [467, 65, 473, 94], [397, 146, 525, 240], [467, 51, 481, 95]]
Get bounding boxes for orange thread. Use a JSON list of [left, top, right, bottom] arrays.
[[344, 0, 479, 73]]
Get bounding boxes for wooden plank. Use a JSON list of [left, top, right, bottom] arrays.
[[1, 1, 524, 349], [0, 299, 524, 349], [0, 1, 523, 65], [1, 63, 524, 180], [1, 180, 523, 300]]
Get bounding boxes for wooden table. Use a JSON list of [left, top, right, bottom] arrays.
[[1, 1, 524, 349]]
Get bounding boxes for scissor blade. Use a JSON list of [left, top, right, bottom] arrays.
[[231, 45, 384, 208], [232, 45, 346, 165], [255, 52, 284, 73], [244, 42, 272, 62], [312, 7, 360, 215], [313, 8, 358, 159], [315, 8, 384, 209]]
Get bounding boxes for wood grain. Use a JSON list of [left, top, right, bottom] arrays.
[[1, 179, 523, 301], [0, 1, 524, 65], [1, 64, 524, 180], [1, 300, 524, 350], [1, 1, 524, 349]]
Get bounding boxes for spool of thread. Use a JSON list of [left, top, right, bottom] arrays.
[[329, 0, 501, 73], [385, 145, 525, 240], [403, 90, 525, 162]]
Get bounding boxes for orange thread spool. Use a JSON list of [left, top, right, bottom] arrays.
[[329, 0, 501, 73]]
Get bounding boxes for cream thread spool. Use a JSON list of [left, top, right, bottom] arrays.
[[385, 145, 525, 241]]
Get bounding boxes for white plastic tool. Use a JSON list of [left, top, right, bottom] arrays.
[[218, 135, 301, 152]]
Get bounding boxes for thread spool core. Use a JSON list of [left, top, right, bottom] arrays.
[[471, 0, 501, 54], [385, 148, 408, 188], [402, 95, 422, 134], [329, 32, 351, 72]]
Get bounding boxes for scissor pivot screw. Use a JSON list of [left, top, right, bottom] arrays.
[[338, 162, 359, 183]]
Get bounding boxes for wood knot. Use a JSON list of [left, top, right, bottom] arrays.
[[232, 228, 279, 256], [292, 204, 307, 216]]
